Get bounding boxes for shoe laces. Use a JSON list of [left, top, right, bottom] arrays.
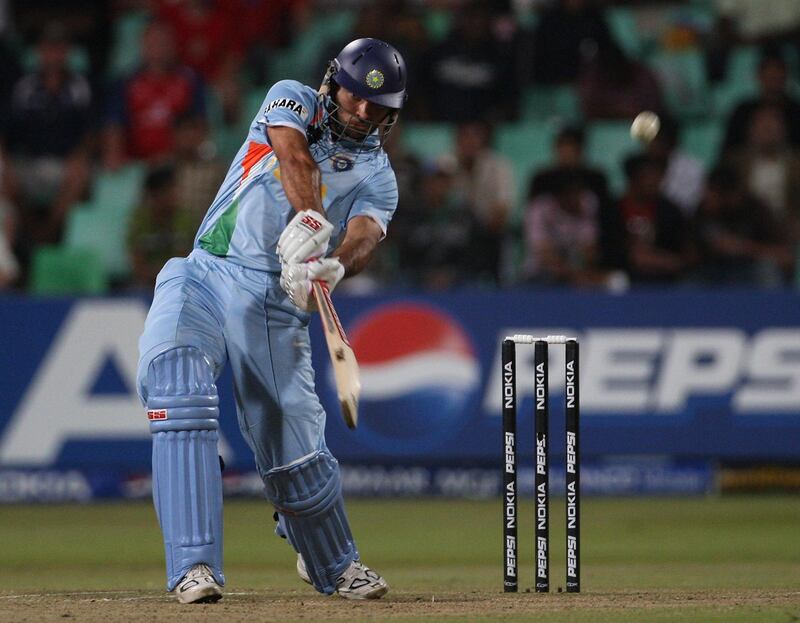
[[185, 564, 212, 580]]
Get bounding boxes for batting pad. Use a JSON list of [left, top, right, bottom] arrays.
[[264, 451, 357, 594], [146, 347, 224, 591]]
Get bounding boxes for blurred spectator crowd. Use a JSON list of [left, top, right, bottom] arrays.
[[1, 0, 799, 294]]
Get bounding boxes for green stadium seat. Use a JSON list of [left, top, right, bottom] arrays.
[[606, 8, 645, 59], [211, 124, 247, 163], [494, 121, 554, 283], [59, 164, 144, 281], [402, 123, 455, 161], [712, 46, 759, 117], [268, 10, 356, 85], [63, 207, 124, 280], [712, 81, 755, 119], [423, 9, 453, 42], [516, 8, 538, 29], [727, 46, 760, 83], [782, 43, 800, 88], [650, 49, 711, 120], [677, 2, 716, 32], [107, 10, 148, 78], [243, 88, 267, 123], [495, 122, 559, 205], [586, 121, 641, 196], [63, 177, 140, 283], [91, 164, 146, 223], [521, 85, 581, 123], [208, 89, 259, 162], [778, 43, 800, 97], [269, 47, 313, 86], [21, 45, 90, 73], [29, 245, 108, 296], [681, 120, 724, 168]]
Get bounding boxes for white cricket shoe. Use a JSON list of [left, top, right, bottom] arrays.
[[297, 553, 312, 585], [297, 554, 389, 600], [335, 560, 389, 600], [173, 563, 222, 604]]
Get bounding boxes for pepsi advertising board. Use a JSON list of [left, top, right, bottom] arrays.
[[0, 290, 798, 501]]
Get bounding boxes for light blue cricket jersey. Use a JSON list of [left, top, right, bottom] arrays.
[[194, 80, 398, 272]]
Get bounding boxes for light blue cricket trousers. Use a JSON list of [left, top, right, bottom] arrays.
[[137, 248, 327, 469]]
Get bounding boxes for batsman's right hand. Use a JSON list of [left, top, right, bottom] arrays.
[[280, 257, 344, 312], [277, 209, 334, 265]]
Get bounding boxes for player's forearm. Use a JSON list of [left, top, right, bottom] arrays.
[[330, 216, 383, 277], [267, 125, 325, 215], [279, 155, 325, 215], [332, 235, 376, 277]]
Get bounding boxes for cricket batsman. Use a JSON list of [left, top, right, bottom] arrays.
[[136, 38, 406, 603]]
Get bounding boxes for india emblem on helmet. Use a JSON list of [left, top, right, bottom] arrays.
[[365, 69, 385, 89]]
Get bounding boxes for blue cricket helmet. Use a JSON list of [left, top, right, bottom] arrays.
[[329, 38, 407, 110]]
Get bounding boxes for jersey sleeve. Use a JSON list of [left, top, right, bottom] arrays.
[[349, 165, 398, 238], [257, 80, 317, 137]]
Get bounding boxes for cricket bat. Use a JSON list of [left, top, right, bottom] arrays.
[[312, 280, 360, 429]]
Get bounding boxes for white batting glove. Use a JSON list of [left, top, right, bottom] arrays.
[[277, 210, 334, 265], [280, 257, 345, 312]]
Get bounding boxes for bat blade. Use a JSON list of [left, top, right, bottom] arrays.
[[312, 280, 360, 429]]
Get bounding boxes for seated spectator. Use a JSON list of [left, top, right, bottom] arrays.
[[618, 154, 695, 283], [3, 23, 92, 267], [721, 47, 800, 152], [645, 116, 705, 216], [723, 103, 800, 224], [418, 1, 518, 122], [0, 28, 22, 129], [155, 0, 245, 126], [522, 170, 611, 287], [393, 157, 481, 290], [156, 0, 239, 82], [237, 0, 312, 86], [346, 121, 424, 289], [10, 1, 111, 89], [128, 165, 195, 290], [529, 125, 625, 270], [384, 122, 424, 217], [172, 113, 228, 222], [388, 3, 431, 121], [0, 219, 19, 290], [0, 187, 19, 290], [695, 166, 792, 286], [529, 0, 612, 85], [102, 20, 207, 170], [578, 37, 665, 120], [451, 121, 515, 282], [530, 125, 609, 204], [380, 121, 424, 262]]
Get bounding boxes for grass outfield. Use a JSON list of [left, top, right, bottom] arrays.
[[1, 496, 799, 622]]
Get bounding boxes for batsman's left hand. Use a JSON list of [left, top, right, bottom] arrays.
[[280, 257, 345, 312]]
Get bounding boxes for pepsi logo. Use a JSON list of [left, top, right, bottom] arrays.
[[342, 303, 480, 452]]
